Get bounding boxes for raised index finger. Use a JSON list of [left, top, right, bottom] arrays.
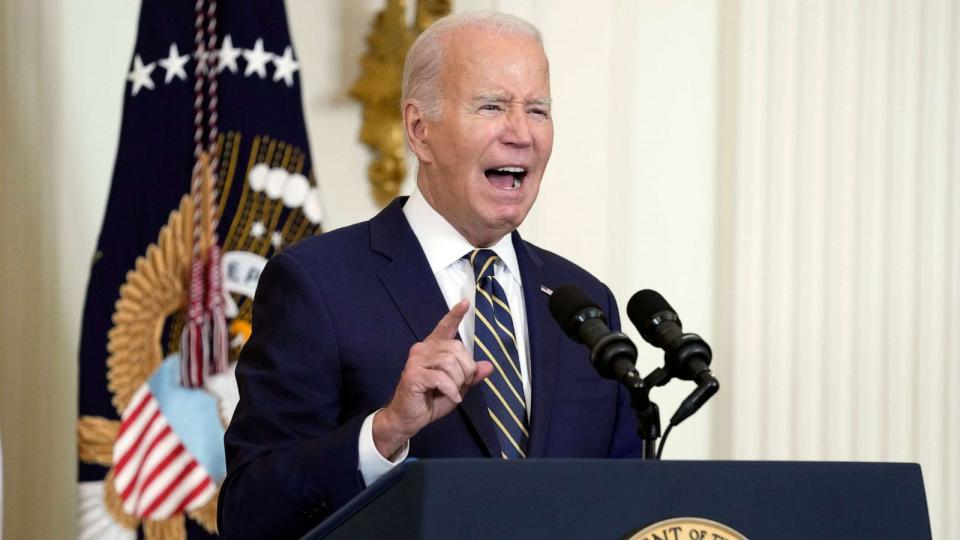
[[425, 299, 470, 342]]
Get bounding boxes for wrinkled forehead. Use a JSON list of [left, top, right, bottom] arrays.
[[442, 24, 546, 52], [440, 28, 550, 93]]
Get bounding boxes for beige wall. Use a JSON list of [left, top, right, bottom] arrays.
[[715, 1, 960, 536]]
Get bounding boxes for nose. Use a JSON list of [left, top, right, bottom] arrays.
[[501, 106, 533, 148]]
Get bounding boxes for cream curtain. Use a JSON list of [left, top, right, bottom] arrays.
[[715, 0, 960, 537]]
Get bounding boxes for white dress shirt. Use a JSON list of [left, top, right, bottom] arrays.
[[358, 188, 532, 486]]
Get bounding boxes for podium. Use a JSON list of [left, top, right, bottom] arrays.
[[304, 459, 931, 539]]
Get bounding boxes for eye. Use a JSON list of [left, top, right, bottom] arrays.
[[528, 107, 550, 118], [480, 103, 503, 112]]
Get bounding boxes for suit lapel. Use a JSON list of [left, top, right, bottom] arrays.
[[513, 233, 561, 458], [371, 198, 500, 457]]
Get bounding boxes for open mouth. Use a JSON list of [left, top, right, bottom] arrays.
[[484, 166, 526, 190]]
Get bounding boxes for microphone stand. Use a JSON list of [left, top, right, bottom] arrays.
[[573, 313, 672, 460], [613, 365, 667, 460]]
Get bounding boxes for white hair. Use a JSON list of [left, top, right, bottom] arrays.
[[401, 10, 545, 120]]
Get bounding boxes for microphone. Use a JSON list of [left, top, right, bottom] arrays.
[[548, 284, 638, 382], [627, 289, 718, 425], [550, 284, 663, 459], [627, 289, 712, 383]]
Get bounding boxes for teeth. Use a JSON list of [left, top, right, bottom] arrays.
[[497, 166, 525, 173], [511, 177, 521, 189]]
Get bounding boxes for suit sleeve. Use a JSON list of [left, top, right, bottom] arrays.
[[218, 252, 369, 538], [604, 286, 644, 459]]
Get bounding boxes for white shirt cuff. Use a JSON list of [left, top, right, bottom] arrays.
[[358, 409, 409, 487]]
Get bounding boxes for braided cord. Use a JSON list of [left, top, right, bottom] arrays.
[[181, 0, 227, 387]]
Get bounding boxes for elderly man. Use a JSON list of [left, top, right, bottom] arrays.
[[219, 11, 641, 538]]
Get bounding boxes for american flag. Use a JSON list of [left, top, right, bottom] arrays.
[[76, 0, 319, 536], [113, 385, 216, 519]]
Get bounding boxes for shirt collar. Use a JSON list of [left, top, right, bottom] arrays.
[[403, 187, 522, 284]]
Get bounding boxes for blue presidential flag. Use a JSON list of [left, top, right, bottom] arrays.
[[76, 1, 322, 537]]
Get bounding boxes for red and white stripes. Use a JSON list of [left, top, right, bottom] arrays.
[[112, 387, 215, 519]]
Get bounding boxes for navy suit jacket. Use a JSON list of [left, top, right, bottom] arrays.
[[219, 198, 641, 538]]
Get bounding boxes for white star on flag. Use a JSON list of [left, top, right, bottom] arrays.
[[270, 232, 284, 248], [158, 43, 190, 84], [243, 38, 272, 79], [218, 35, 241, 74], [251, 221, 267, 238], [127, 54, 156, 96], [272, 46, 300, 87]]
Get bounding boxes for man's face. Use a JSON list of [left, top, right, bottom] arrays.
[[417, 29, 553, 247]]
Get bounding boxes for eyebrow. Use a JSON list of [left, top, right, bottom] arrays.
[[475, 95, 553, 107]]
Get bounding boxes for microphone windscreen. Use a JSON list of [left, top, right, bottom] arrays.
[[548, 284, 601, 335], [627, 289, 675, 329]]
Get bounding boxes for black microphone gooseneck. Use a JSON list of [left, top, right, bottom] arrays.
[[548, 285, 662, 459], [627, 290, 720, 429]]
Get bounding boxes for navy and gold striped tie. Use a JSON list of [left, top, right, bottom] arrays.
[[467, 248, 529, 459]]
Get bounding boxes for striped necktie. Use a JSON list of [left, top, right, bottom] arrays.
[[467, 248, 529, 459]]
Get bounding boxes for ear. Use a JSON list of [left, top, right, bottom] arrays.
[[403, 100, 434, 164]]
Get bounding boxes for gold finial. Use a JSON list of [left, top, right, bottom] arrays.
[[351, 0, 452, 207], [415, 0, 451, 32]]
